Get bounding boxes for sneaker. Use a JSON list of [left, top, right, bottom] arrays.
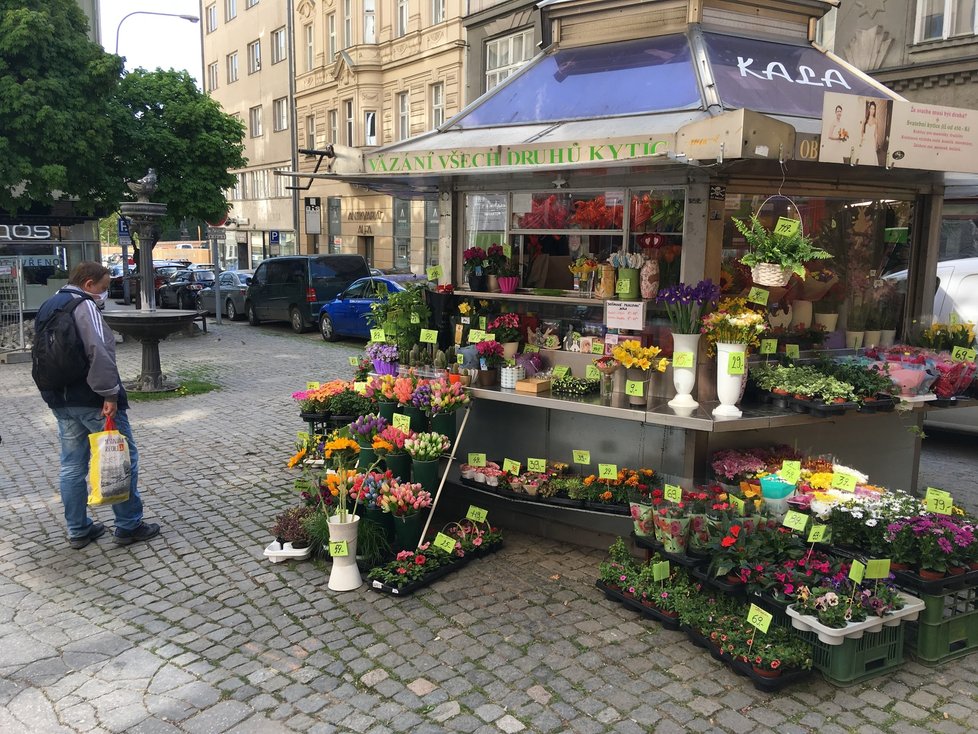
[[113, 521, 161, 546], [68, 522, 106, 549]]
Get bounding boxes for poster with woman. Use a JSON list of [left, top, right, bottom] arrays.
[[819, 93, 892, 166]]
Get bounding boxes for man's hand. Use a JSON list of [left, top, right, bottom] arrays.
[[102, 400, 118, 419]]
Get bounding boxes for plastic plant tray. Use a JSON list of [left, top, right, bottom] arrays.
[[893, 568, 978, 595], [787, 591, 925, 645], [263, 540, 312, 563], [594, 580, 681, 630]]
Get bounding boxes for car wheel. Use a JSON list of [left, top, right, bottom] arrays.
[[320, 313, 338, 342], [226, 299, 238, 321], [195, 294, 207, 314], [178, 292, 191, 310], [290, 306, 308, 334], [247, 302, 260, 326]]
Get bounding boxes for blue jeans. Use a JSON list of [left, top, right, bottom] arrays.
[[52, 406, 143, 538]]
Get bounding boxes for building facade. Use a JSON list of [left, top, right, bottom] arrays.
[[201, 0, 297, 269]]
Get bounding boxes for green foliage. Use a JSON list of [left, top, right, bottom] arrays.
[[733, 213, 832, 276], [367, 284, 431, 355]]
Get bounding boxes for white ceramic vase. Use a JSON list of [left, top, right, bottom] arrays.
[[668, 332, 700, 410], [502, 341, 519, 360], [879, 329, 897, 347], [714, 342, 747, 418], [845, 331, 865, 349], [813, 312, 839, 331], [327, 514, 362, 592], [863, 329, 882, 348], [790, 300, 813, 329]]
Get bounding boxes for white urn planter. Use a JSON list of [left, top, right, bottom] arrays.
[[327, 514, 362, 591], [713, 342, 747, 418], [668, 333, 700, 410]]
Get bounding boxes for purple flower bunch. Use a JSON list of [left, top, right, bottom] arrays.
[[365, 342, 399, 363], [657, 279, 721, 334], [885, 513, 976, 572], [349, 413, 389, 443], [710, 448, 768, 483], [411, 383, 433, 412]]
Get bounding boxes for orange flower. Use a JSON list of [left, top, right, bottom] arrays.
[[287, 447, 307, 468]]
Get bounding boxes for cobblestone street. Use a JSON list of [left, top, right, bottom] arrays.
[[2, 316, 977, 734]]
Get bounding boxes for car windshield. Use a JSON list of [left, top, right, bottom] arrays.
[[311, 257, 368, 279], [195, 271, 215, 281]]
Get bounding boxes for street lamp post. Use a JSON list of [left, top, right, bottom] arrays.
[[114, 11, 200, 55]]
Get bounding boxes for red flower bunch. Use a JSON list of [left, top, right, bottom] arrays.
[[721, 525, 742, 548]]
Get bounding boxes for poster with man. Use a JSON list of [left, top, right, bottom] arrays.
[[819, 92, 892, 166]]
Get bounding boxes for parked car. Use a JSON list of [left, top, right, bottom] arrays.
[[196, 270, 254, 320], [108, 263, 135, 299], [123, 260, 192, 305], [245, 255, 371, 333], [157, 269, 216, 309], [319, 275, 425, 341]]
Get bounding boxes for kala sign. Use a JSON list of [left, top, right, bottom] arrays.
[[365, 136, 674, 175]]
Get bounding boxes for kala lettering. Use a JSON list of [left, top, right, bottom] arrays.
[[736, 57, 851, 89]]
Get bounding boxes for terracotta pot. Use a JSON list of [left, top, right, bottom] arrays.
[[918, 568, 946, 581], [725, 573, 743, 585], [948, 565, 967, 576], [970, 561, 978, 571], [890, 562, 910, 572]]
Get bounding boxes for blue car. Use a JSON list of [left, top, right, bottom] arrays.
[[318, 275, 424, 341]]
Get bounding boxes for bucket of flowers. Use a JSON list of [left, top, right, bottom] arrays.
[[365, 342, 399, 376]]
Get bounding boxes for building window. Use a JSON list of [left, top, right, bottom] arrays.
[[247, 40, 261, 74], [915, 0, 977, 41], [344, 99, 354, 146], [207, 62, 219, 91], [328, 14, 337, 62], [274, 166, 289, 197], [430, 82, 444, 128], [431, 0, 444, 24], [273, 97, 289, 132], [225, 0, 237, 21], [397, 92, 410, 141], [486, 29, 534, 91], [305, 114, 316, 149], [232, 172, 246, 200], [304, 23, 314, 72], [226, 52, 239, 83], [344, 0, 352, 48], [206, 4, 218, 32], [251, 169, 269, 199], [364, 0, 376, 43], [246, 0, 258, 7], [249, 105, 263, 137], [396, 0, 409, 37], [271, 27, 287, 64], [364, 111, 377, 145], [328, 109, 338, 144]]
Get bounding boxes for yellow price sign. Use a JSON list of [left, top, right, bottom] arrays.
[[652, 561, 671, 582], [348, 356, 360, 366], [664, 484, 682, 503], [481, 332, 495, 342], [785, 344, 800, 360], [616, 279, 632, 293], [420, 329, 438, 344], [468, 329, 485, 343], [951, 346, 977, 363], [849, 559, 866, 584], [591, 341, 604, 355], [865, 559, 891, 579], [467, 453, 486, 467], [433, 532, 457, 554], [392, 413, 412, 431], [524, 344, 539, 353], [410, 312, 421, 324], [831, 472, 857, 492], [329, 540, 349, 557], [760, 338, 778, 355], [527, 458, 547, 473], [585, 365, 601, 380], [479, 316, 487, 330], [747, 603, 772, 633], [426, 265, 443, 280], [729, 494, 745, 516], [950, 311, 960, 325], [297, 430, 309, 442], [598, 463, 618, 480], [774, 217, 801, 236], [747, 287, 769, 306], [502, 458, 521, 475], [807, 524, 828, 544], [782, 510, 809, 532], [370, 328, 386, 342], [502, 244, 512, 258], [672, 352, 694, 368], [625, 380, 645, 396], [780, 460, 801, 484], [727, 352, 745, 375], [552, 365, 570, 378], [353, 381, 368, 395], [925, 487, 953, 515], [457, 353, 465, 365], [572, 450, 591, 465], [466, 505, 488, 523], [306, 381, 320, 390]]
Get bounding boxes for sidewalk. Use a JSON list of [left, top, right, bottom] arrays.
[[1, 319, 976, 734]]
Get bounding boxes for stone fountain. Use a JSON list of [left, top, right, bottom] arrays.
[[102, 171, 199, 391]]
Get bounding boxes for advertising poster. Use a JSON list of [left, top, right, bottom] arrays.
[[886, 101, 978, 174], [819, 92, 893, 166]]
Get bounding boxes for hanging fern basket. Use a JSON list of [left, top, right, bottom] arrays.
[[751, 263, 793, 287]]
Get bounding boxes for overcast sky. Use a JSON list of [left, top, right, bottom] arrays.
[[98, 0, 202, 86]]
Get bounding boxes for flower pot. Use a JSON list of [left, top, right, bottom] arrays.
[[630, 502, 655, 537], [402, 405, 428, 432], [447, 373, 461, 385], [467, 273, 488, 292], [476, 368, 498, 387], [879, 329, 897, 347], [383, 453, 411, 482], [429, 412, 457, 445], [624, 367, 649, 407], [918, 568, 946, 580], [487, 274, 500, 293], [948, 565, 967, 576], [751, 263, 792, 287], [768, 306, 792, 329], [412, 458, 441, 493], [713, 342, 747, 418], [845, 330, 865, 349], [597, 263, 616, 299], [501, 341, 520, 361], [499, 364, 524, 389], [813, 312, 839, 331], [639, 258, 659, 300], [659, 516, 690, 554], [360, 504, 395, 545], [356, 445, 377, 470], [377, 401, 397, 421], [326, 515, 362, 591], [668, 332, 700, 410], [497, 276, 519, 294], [863, 329, 882, 348], [372, 360, 399, 376], [790, 300, 813, 329], [393, 511, 428, 551]]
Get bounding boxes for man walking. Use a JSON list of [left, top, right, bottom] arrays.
[[34, 261, 160, 549]]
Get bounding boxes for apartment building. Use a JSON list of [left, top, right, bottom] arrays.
[[201, 0, 297, 269]]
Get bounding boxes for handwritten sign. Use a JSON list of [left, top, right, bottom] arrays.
[[468, 329, 486, 343], [410, 312, 421, 324], [807, 524, 828, 543], [353, 381, 368, 395], [780, 460, 801, 484], [831, 472, 857, 492], [457, 353, 465, 364], [348, 356, 360, 366], [433, 533, 457, 554], [782, 510, 809, 532], [527, 458, 547, 473], [306, 381, 320, 390], [625, 380, 645, 397], [729, 494, 745, 516], [573, 450, 591, 465], [479, 317, 487, 330], [502, 244, 512, 258], [865, 559, 891, 579], [502, 459, 521, 475], [370, 328, 386, 342], [652, 561, 671, 582], [329, 540, 349, 557], [604, 300, 646, 331], [392, 413, 411, 431], [524, 344, 539, 353], [849, 559, 866, 584], [426, 265, 443, 280], [591, 341, 604, 355], [760, 338, 778, 355], [747, 287, 770, 306], [664, 484, 682, 503], [598, 463, 618, 480], [785, 344, 800, 360], [552, 365, 570, 378], [925, 487, 953, 515], [774, 217, 800, 236], [467, 453, 486, 467], [297, 431, 309, 442], [585, 365, 601, 380], [673, 352, 694, 368], [951, 346, 977, 363], [420, 329, 438, 344], [727, 352, 745, 375], [466, 505, 488, 523], [747, 604, 772, 633]]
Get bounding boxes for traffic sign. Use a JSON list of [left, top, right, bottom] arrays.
[[117, 217, 131, 245], [270, 230, 280, 245]]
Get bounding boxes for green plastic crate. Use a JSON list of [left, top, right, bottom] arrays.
[[801, 624, 905, 686], [915, 587, 978, 625], [907, 612, 978, 665]]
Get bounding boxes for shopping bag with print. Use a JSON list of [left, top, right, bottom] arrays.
[[87, 415, 131, 506]]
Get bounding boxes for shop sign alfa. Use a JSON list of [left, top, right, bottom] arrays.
[[365, 135, 675, 175]]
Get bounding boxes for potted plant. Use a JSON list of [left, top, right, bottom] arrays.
[[423, 378, 469, 442], [495, 252, 521, 294], [404, 431, 451, 493], [700, 298, 767, 417], [365, 342, 399, 376], [463, 246, 488, 291], [378, 480, 433, 551], [324, 389, 374, 429], [265, 505, 315, 562], [733, 213, 832, 287], [657, 279, 720, 409], [367, 284, 431, 357], [610, 339, 669, 406], [475, 339, 506, 385], [487, 313, 522, 359], [484, 244, 507, 292]]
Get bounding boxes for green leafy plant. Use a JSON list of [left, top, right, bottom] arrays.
[[325, 389, 374, 417], [733, 213, 832, 277], [367, 284, 431, 355]]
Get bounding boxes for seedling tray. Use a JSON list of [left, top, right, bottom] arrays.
[[594, 580, 681, 630], [787, 592, 924, 645]]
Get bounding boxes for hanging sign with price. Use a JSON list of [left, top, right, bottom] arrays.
[[782, 510, 809, 532], [925, 487, 953, 514], [502, 459, 521, 475], [672, 352, 694, 368], [433, 533, 457, 554], [774, 217, 801, 236], [625, 380, 645, 396], [329, 540, 349, 557], [426, 265, 443, 280], [951, 346, 977, 363], [760, 338, 778, 355], [467, 453, 486, 467], [780, 460, 801, 484], [527, 458, 547, 473], [573, 450, 591, 465], [664, 484, 683, 503], [747, 604, 773, 633], [727, 352, 745, 375], [392, 413, 412, 430], [831, 472, 857, 491], [370, 328, 386, 342], [466, 505, 488, 523], [420, 329, 438, 343], [747, 287, 769, 306], [598, 463, 618, 480]]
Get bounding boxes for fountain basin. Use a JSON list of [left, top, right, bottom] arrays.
[[102, 310, 199, 392]]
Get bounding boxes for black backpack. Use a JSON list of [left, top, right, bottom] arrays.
[[31, 293, 93, 391]]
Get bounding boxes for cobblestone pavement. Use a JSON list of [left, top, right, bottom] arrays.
[[2, 314, 978, 734]]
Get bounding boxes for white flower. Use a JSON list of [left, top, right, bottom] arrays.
[[865, 518, 878, 527]]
